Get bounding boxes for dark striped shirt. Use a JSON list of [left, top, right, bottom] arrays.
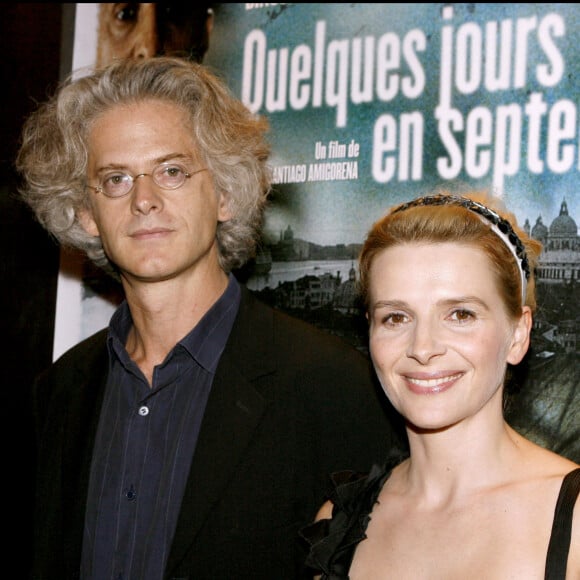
[[81, 275, 241, 580]]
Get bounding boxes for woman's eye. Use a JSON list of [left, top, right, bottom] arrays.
[[383, 312, 407, 326], [450, 309, 475, 322]]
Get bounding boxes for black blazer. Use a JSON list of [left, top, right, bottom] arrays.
[[31, 287, 402, 579]]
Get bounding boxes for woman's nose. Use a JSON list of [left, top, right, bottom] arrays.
[[406, 319, 446, 364]]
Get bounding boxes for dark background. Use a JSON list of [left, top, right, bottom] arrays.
[[0, 3, 72, 562]]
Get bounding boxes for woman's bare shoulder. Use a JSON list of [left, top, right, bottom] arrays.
[[315, 499, 334, 522]]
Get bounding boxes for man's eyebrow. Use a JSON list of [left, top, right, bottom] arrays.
[[155, 153, 196, 165], [95, 153, 196, 173]]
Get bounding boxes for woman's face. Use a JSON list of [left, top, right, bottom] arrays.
[[367, 242, 531, 431]]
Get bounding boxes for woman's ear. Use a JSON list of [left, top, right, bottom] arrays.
[[507, 306, 532, 365]]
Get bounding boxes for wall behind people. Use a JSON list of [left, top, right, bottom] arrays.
[[0, 3, 71, 563], [58, 3, 579, 462]]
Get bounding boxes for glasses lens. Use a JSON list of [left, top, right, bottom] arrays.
[[153, 164, 188, 190], [102, 173, 133, 197]]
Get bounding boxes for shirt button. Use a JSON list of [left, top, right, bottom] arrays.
[[126, 486, 137, 501], [138, 405, 149, 416]]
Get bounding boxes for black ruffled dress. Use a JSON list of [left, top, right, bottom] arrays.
[[300, 453, 405, 579], [300, 459, 580, 580]]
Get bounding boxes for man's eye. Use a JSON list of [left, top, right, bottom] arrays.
[[160, 3, 188, 21], [115, 4, 139, 23], [105, 174, 128, 186], [164, 166, 183, 177]]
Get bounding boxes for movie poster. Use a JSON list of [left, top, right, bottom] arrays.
[[61, 3, 578, 460]]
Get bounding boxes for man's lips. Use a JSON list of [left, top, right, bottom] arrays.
[[129, 227, 173, 240], [404, 372, 464, 394]]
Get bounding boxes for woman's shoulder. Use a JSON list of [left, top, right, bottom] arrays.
[[510, 428, 578, 475]]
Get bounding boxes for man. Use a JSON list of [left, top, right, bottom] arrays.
[[96, 2, 214, 66], [17, 57, 403, 579]]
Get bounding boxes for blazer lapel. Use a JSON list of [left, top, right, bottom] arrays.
[[167, 288, 275, 570]]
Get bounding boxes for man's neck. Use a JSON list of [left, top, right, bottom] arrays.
[[121, 269, 230, 385]]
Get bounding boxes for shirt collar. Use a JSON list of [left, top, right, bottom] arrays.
[[108, 274, 241, 373]]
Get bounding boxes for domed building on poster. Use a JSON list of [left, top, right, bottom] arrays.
[[524, 198, 580, 284], [522, 198, 578, 354]]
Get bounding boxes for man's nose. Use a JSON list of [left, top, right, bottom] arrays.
[[131, 4, 159, 59], [130, 174, 163, 215]]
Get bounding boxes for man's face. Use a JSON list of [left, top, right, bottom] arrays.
[[96, 3, 213, 67], [81, 99, 232, 285]]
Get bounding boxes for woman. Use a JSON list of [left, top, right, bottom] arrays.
[[302, 192, 579, 579]]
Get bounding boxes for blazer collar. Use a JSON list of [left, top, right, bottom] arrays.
[[166, 286, 276, 570]]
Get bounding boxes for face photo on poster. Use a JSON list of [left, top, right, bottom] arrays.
[[60, 3, 579, 461], [94, 3, 214, 66]]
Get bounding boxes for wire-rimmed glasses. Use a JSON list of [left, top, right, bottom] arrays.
[[86, 162, 208, 198]]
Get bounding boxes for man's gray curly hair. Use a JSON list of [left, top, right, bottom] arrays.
[[16, 56, 272, 277]]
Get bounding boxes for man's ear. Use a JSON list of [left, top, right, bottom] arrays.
[[78, 207, 100, 237], [507, 306, 532, 365], [217, 191, 233, 223]]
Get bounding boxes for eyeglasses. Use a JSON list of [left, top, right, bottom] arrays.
[[86, 163, 208, 198]]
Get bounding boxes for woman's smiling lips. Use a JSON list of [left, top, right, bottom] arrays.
[[403, 372, 464, 395]]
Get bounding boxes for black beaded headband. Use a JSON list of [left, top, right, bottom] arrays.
[[391, 193, 530, 302]]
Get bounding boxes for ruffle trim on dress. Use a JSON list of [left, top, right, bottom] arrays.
[[300, 452, 407, 579]]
